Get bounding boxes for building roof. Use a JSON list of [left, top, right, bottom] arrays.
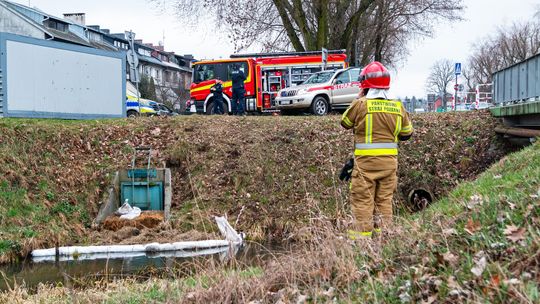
[[138, 54, 165, 66], [2, 0, 194, 72], [46, 27, 92, 47], [89, 40, 118, 52], [3, 0, 93, 47]]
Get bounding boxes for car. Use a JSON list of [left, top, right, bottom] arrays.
[[476, 102, 491, 110], [275, 67, 361, 115], [126, 95, 158, 117], [156, 103, 178, 116], [455, 104, 468, 111]]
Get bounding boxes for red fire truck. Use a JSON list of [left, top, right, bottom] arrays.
[[187, 50, 348, 114]]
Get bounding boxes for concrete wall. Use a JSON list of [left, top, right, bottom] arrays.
[[0, 4, 44, 39]]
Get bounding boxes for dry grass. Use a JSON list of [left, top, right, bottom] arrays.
[[2, 142, 537, 303], [102, 212, 165, 231]]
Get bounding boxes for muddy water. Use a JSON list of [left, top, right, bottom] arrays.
[[0, 243, 280, 291]]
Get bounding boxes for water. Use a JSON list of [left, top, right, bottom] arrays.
[[0, 243, 280, 291]]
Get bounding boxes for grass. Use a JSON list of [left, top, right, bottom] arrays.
[[0, 112, 519, 301], [1, 141, 535, 303], [348, 142, 540, 303]]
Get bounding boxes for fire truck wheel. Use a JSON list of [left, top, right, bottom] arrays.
[[206, 102, 229, 115], [310, 96, 329, 116]]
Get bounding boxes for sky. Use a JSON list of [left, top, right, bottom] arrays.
[[11, 0, 540, 98]]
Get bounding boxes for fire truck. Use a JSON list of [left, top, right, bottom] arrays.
[[188, 50, 348, 114]]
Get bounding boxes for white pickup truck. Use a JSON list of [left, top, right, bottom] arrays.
[[275, 67, 361, 115]]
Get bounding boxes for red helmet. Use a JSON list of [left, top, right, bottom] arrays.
[[359, 61, 391, 89]]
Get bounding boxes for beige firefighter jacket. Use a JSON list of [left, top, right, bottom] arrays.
[[341, 97, 413, 170]]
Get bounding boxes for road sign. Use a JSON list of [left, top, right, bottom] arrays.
[[127, 49, 139, 69], [454, 84, 459, 91], [125, 31, 140, 83], [322, 48, 328, 70], [455, 63, 462, 75]]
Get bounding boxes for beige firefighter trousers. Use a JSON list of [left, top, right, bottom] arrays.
[[350, 162, 397, 233]]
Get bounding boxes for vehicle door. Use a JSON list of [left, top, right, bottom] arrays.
[[331, 68, 361, 106]]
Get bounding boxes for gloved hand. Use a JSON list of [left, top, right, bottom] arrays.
[[339, 158, 354, 182], [398, 134, 412, 141]]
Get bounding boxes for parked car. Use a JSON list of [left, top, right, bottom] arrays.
[[156, 103, 178, 116], [275, 67, 361, 115], [476, 102, 491, 110], [455, 104, 469, 111], [126, 95, 158, 117]]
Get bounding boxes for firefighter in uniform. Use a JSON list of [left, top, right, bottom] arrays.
[[210, 79, 224, 114], [341, 61, 413, 240], [231, 64, 246, 115]]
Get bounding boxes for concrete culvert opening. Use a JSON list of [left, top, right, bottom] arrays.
[[407, 188, 434, 211]]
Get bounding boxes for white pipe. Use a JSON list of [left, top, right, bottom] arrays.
[[31, 240, 232, 257], [31, 216, 243, 260], [32, 246, 232, 263]]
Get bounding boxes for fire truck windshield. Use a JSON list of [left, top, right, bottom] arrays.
[[193, 61, 249, 83], [303, 71, 334, 84]]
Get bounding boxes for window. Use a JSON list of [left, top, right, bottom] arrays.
[[193, 61, 249, 83], [45, 19, 67, 32], [114, 41, 128, 49], [349, 68, 360, 82], [225, 62, 248, 81], [334, 71, 350, 84], [193, 64, 216, 83], [184, 74, 190, 89], [138, 48, 151, 56], [303, 71, 334, 84], [88, 31, 102, 42]]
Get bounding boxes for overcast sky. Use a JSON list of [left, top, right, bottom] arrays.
[[12, 0, 540, 98]]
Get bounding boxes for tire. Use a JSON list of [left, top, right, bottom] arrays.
[[206, 101, 229, 115], [310, 96, 329, 116], [127, 110, 139, 118]]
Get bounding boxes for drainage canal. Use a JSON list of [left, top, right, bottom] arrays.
[[0, 243, 278, 292]]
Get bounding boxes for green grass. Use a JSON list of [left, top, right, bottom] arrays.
[[349, 142, 540, 302], [1, 142, 537, 303]]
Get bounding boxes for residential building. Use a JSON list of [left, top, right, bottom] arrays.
[[0, 0, 193, 106], [99, 31, 193, 105]]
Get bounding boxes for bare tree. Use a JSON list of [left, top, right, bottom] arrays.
[[467, 20, 540, 84], [426, 59, 454, 110], [151, 0, 463, 66]]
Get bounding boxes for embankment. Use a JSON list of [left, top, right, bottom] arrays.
[[0, 111, 510, 262]]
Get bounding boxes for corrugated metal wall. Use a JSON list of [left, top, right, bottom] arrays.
[[493, 53, 540, 104], [0, 62, 3, 117]]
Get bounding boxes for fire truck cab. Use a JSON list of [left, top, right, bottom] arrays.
[[188, 50, 348, 114]]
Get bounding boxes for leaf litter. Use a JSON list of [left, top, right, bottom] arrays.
[[0, 111, 511, 260]]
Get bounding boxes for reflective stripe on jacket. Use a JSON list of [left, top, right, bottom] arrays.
[[341, 97, 413, 157]]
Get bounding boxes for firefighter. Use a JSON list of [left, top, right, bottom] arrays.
[[340, 61, 413, 240], [231, 64, 246, 115], [210, 79, 224, 114]]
